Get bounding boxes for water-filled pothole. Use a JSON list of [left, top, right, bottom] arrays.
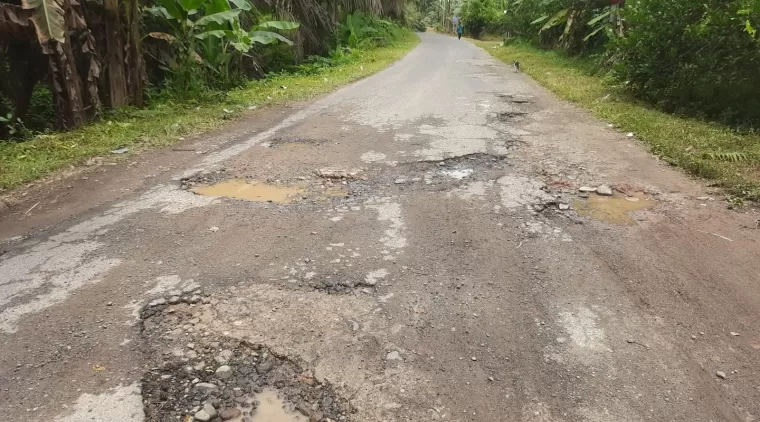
[[574, 192, 654, 225], [250, 389, 304, 422], [191, 179, 305, 203]]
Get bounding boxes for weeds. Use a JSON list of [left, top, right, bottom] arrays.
[[478, 40, 760, 201]]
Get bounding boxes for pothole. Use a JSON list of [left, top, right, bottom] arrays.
[[264, 137, 327, 148], [251, 389, 303, 421], [495, 111, 529, 121], [181, 170, 355, 204], [413, 152, 506, 165], [382, 153, 508, 191], [140, 299, 353, 422], [304, 274, 379, 294], [191, 179, 305, 204], [181, 169, 231, 189], [574, 191, 655, 225], [497, 93, 533, 104]]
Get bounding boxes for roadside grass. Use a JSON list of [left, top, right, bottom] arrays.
[[477, 40, 760, 201], [0, 31, 419, 192]]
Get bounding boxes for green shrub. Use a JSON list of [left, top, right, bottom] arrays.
[[341, 12, 404, 49], [460, 0, 498, 38], [404, 2, 428, 32], [612, 0, 760, 125]]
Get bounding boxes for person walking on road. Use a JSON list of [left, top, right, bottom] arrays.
[[457, 23, 464, 40]]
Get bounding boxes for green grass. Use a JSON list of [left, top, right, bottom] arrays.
[[0, 31, 419, 191], [477, 40, 760, 201]]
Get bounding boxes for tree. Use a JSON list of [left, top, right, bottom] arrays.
[[461, 0, 496, 38]]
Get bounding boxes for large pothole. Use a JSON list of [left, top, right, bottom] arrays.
[[180, 170, 354, 205], [140, 298, 353, 422]]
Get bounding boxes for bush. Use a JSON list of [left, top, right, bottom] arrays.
[[461, 0, 498, 38], [613, 0, 760, 125], [341, 12, 405, 49], [404, 2, 428, 32]]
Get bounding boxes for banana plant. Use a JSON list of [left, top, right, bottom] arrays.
[[21, 0, 65, 43], [147, 0, 298, 89]]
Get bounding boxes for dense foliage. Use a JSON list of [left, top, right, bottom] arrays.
[[0, 0, 407, 141], [404, 0, 459, 32], [613, 0, 760, 125], [459, 0, 496, 38]]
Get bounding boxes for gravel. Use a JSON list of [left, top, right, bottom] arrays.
[[596, 185, 613, 196], [215, 365, 233, 379], [140, 297, 352, 422], [193, 403, 217, 421]]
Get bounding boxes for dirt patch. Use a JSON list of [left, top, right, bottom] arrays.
[[140, 299, 353, 422]]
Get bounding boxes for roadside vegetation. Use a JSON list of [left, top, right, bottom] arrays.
[[449, 0, 760, 200], [479, 41, 760, 201], [0, 0, 416, 191]]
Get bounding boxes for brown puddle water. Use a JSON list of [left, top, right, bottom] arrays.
[[574, 192, 654, 225], [250, 389, 304, 422], [191, 179, 304, 203]]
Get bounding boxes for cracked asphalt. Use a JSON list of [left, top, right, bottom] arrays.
[[2, 33, 760, 422]]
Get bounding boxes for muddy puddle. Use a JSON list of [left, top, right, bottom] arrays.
[[574, 192, 654, 225], [249, 389, 305, 422], [192, 179, 304, 203]]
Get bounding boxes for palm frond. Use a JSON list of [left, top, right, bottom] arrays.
[[271, 0, 333, 55], [703, 151, 760, 163]]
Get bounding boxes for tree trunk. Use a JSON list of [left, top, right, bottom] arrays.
[[47, 40, 87, 130], [125, 0, 144, 107], [104, 0, 128, 107]]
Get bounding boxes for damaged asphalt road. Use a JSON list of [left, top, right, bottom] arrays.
[[2, 33, 760, 422]]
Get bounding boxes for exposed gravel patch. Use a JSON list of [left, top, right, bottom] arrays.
[[140, 298, 353, 422]]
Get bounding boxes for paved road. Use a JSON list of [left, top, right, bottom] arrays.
[[2, 33, 759, 421]]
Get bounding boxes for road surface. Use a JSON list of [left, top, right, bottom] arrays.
[[1, 33, 759, 422]]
